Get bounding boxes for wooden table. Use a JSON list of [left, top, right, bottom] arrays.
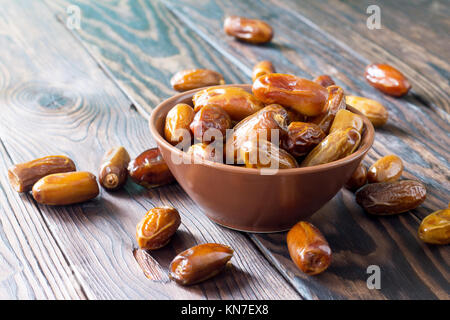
[[0, 0, 448, 300]]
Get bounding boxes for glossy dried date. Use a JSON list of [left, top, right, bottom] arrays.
[[329, 109, 364, 134], [346, 95, 388, 127], [418, 209, 450, 245], [190, 105, 232, 143], [99, 146, 130, 190], [187, 142, 225, 163], [310, 85, 346, 133], [170, 69, 225, 92], [301, 128, 361, 167], [240, 139, 298, 169], [225, 104, 289, 163], [282, 121, 325, 157], [32, 171, 99, 205], [313, 74, 335, 87], [252, 73, 328, 116], [367, 155, 403, 183], [169, 243, 234, 285], [224, 16, 273, 44], [128, 148, 174, 188], [287, 221, 332, 275], [164, 103, 195, 146], [252, 60, 275, 82], [8, 155, 76, 193], [365, 63, 411, 97], [136, 207, 181, 250], [355, 180, 426, 215], [193, 86, 263, 121]]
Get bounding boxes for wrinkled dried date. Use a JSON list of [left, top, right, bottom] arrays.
[[418, 209, 450, 245], [240, 139, 298, 169], [346, 95, 388, 127], [282, 121, 325, 157], [169, 243, 234, 285], [310, 85, 346, 133], [193, 86, 263, 121], [8, 155, 76, 193], [313, 74, 335, 87], [301, 128, 361, 167], [252, 60, 275, 82], [32, 171, 99, 205], [365, 63, 411, 97], [187, 142, 225, 163], [287, 221, 332, 275], [329, 109, 364, 134], [225, 104, 289, 163], [344, 162, 367, 191], [128, 148, 174, 188], [253, 73, 328, 116], [355, 180, 426, 215], [367, 155, 403, 183], [224, 16, 273, 44], [136, 207, 181, 250], [170, 69, 225, 92], [164, 103, 195, 146], [99, 146, 130, 190], [190, 105, 232, 143]]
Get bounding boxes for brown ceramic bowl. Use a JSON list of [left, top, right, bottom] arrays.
[[149, 84, 374, 232]]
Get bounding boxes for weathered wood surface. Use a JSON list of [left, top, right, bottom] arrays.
[[41, 0, 450, 299], [0, 0, 300, 299], [162, 0, 450, 299]]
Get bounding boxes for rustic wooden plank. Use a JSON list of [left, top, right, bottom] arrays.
[[0, 0, 300, 299], [162, 0, 450, 299], [45, 0, 247, 118], [0, 139, 85, 299]]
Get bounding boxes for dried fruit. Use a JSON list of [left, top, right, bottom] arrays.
[[418, 209, 450, 245], [8, 155, 76, 193], [32, 172, 99, 205], [193, 86, 263, 121], [252, 73, 328, 116], [282, 121, 325, 157], [252, 60, 275, 82], [240, 139, 298, 169], [170, 69, 225, 92], [225, 104, 289, 163], [313, 74, 335, 87], [365, 63, 411, 97], [287, 221, 332, 275], [169, 243, 233, 285], [355, 180, 426, 215], [164, 103, 195, 146], [310, 85, 346, 133], [367, 155, 403, 183], [346, 95, 388, 127], [128, 148, 174, 188], [99, 146, 130, 190], [329, 109, 364, 134], [136, 207, 181, 250], [187, 142, 225, 163], [224, 16, 273, 44], [344, 162, 367, 191], [301, 128, 361, 167], [190, 105, 232, 143]]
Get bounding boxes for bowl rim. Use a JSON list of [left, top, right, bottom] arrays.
[[149, 84, 375, 176]]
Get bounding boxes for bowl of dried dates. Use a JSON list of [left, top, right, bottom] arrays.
[[149, 75, 374, 232]]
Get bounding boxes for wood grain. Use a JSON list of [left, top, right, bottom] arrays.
[[161, 0, 450, 299], [0, 0, 300, 299]]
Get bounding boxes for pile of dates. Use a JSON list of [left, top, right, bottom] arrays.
[[7, 146, 174, 205], [166, 71, 367, 170]]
